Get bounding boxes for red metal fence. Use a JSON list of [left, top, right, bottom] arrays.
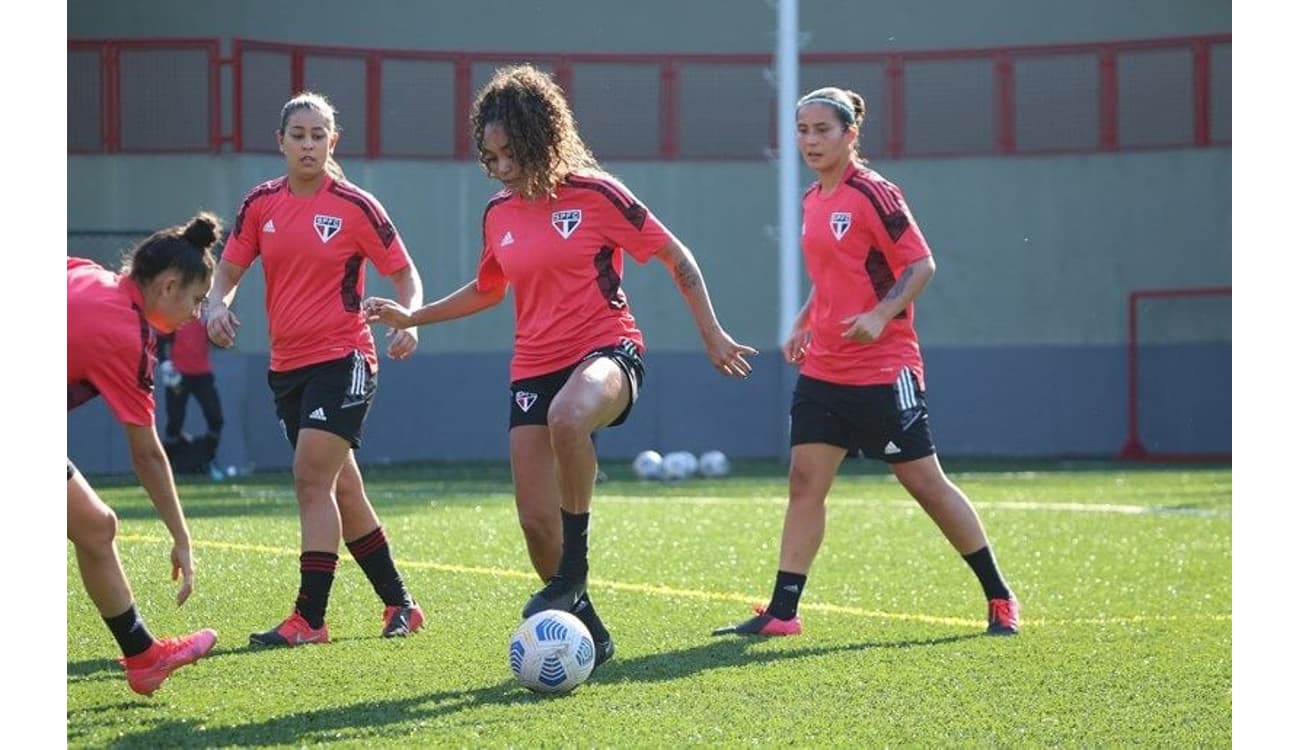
[[69, 34, 1230, 160]]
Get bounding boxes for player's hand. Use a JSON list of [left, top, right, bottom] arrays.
[[171, 542, 195, 606], [206, 303, 240, 348], [704, 329, 758, 379], [158, 360, 182, 391], [363, 297, 414, 329], [841, 311, 887, 344], [386, 327, 418, 360], [783, 327, 812, 363]]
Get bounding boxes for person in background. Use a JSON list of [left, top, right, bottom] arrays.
[[68, 213, 222, 695], [205, 91, 427, 648], [713, 86, 1019, 639], [158, 317, 226, 480]]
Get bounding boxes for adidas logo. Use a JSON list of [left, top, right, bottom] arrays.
[[309, 407, 327, 422], [263, 219, 276, 233], [782, 584, 801, 594], [501, 231, 514, 247], [884, 441, 901, 455]]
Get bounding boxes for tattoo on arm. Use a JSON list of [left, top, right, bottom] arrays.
[[883, 266, 915, 303], [673, 259, 701, 291]]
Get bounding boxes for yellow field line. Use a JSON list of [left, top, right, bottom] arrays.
[[115, 534, 1230, 629]]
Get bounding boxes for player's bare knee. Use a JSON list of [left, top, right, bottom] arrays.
[[293, 471, 336, 505], [75, 506, 119, 551], [547, 406, 591, 447]]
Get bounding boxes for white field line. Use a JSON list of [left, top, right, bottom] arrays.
[[116, 534, 1232, 629], [231, 486, 1230, 518]]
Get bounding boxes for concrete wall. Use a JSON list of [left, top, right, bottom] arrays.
[[67, 1, 1232, 470], [69, 0, 1229, 54]]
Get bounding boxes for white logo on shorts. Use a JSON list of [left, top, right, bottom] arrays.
[[515, 391, 538, 412], [884, 441, 901, 455], [309, 407, 327, 421]]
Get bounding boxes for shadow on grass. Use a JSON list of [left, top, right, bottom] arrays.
[[599, 631, 983, 684], [75, 632, 980, 748]]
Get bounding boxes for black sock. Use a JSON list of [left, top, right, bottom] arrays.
[[573, 592, 610, 642], [766, 570, 808, 620], [346, 527, 413, 607], [104, 604, 154, 658], [295, 551, 339, 628], [559, 510, 590, 580], [962, 546, 1012, 600]]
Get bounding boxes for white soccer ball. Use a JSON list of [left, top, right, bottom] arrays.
[[662, 451, 698, 481], [508, 610, 596, 694], [632, 450, 664, 480], [698, 450, 731, 477]]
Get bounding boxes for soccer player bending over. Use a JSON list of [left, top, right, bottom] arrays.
[[68, 214, 222, 695]]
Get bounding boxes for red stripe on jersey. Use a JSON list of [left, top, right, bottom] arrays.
[[329, 181, 396, 248], [846, 176, 910, 243], [481, 191, 513, 251], [565, 175, 647, 230], [233, 176, 287, 240]]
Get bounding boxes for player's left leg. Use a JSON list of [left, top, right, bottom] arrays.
[[891, 454, 1019, 635], [337, 451, 423, 637]]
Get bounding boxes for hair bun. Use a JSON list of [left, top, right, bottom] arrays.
[[182, 211, 223, 250]]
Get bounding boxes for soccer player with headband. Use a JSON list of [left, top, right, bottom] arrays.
[[713, 87, 1020, 638]]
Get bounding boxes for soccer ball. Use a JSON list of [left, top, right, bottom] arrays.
[[508, 610, 596, 694], [662, 451, 698, 480], [698, 450, 731, 477], [632, 450, 664, 480]]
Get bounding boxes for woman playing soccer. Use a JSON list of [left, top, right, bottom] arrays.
[[713, 87, 1020, 638], [205, 91, 426, 647], [68, 213, 222, 695], [365, 65, 757, 669]]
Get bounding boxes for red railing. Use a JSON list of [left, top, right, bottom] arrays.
[[68, 38, 224, 154], [1119, 286, 1232, 463], [69, 34, 1230, 160]]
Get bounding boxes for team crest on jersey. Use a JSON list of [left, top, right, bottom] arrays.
[[313, 214, 343, 242], [515, 390, 539, 412], [830, 212, 852, 240], [551, 209, 582, 239]]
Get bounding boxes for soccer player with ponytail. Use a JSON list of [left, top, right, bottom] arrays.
[[713, 87, 1020, 638], [68, 213, 223, 695], [206, 91, 427, 648]]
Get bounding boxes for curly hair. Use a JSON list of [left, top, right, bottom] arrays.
[[471, 65, 599, 199]]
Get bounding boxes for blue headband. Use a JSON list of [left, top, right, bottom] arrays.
[[798, 96, 855, 124]]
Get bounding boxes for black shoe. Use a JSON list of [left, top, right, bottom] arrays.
[[592, 636, 615, 671], [522, 573, 588, 618]]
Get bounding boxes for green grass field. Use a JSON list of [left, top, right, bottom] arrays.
[[67, 460, 1231, 747]]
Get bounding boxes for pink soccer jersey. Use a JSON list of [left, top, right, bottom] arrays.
[[799, 164, 933, 387], [476, 173, 672, 380], [67, 258, 157, 426], [223, 175, 413, 372], [168, 318, 211, 375]]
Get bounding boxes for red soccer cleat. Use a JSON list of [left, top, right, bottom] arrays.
[[249, 612, 330, 648], [381, 603, 425, 638], [120, 628, 218, 696], [711, 605, 803, 637], [986, 597, 1021, 635]]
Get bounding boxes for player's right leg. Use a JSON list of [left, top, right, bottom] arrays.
[[68, 464, 215, 694], [712, 442, 844, 637], [510, 424, 615, 668]]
